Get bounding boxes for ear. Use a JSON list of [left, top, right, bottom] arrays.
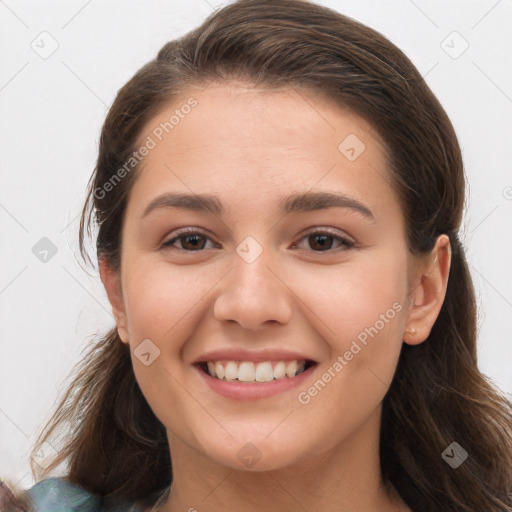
[[99, 256, 130, 344], [404, 234, 451, 346]]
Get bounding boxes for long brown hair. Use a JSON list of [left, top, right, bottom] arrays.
[[22, 0, 512, 510]]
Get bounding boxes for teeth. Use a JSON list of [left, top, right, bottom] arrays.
[[214, 362, 225, 380], [273, 361, 286, 379], [255, 361, 274, 382], [204, 360, 308, 382], [238, 362, 256, 382], [225, 361, 238, 380], [286, 360, 297, 378]]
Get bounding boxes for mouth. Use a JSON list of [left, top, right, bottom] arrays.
[[197, 359, 317, 383]]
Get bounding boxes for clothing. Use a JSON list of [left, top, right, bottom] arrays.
[[0, 478, 151, 512]]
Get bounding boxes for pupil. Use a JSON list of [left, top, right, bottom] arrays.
[[185, 235, 204, 250], [311, 234, 332, 251]]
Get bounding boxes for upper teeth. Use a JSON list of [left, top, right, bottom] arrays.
[[205, 360, 306, 382]]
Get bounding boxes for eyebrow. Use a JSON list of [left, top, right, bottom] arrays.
[[140, 191, 375, 222]]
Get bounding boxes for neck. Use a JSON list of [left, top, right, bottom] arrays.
[[157, 407, 409, 512]]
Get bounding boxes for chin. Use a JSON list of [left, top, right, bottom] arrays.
[[200, 435, 312, 473]]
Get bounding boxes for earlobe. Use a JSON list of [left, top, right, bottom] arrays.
[[404, 234, 452, 346], [98, 257, 130, 344]]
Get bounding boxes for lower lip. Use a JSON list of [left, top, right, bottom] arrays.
[[195, 364, 317, 401]]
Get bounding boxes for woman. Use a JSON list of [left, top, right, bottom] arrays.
[[4, 0, 511, 510]]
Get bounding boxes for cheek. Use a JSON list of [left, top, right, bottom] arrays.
[[300, 252, 408, 387], [120, 261, 212, 426], [303, 250, 407, 334], [289, 256, 408, 449], [122, 260, 213, 343], [119, 261, 214, 406]]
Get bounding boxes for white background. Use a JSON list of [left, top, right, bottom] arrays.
[[1, 0, 511, 489]]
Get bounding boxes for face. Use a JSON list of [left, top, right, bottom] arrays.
[[104, 82, 423, 473]]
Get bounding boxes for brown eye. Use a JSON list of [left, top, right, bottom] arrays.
[[294, 230, 355, 252], [177, 233, 207, 251], [160, 228, 355, 253], [161, 230, 217, 251]]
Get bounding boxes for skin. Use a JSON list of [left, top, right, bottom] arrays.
[[100, 82, 451, 512]]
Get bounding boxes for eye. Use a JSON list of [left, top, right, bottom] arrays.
[[160, 228, 355, 253], [160, 229, 218, 252], [292, 229, 355, 252]]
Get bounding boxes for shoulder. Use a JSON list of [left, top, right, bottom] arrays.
[[16, 477, 102, 512], [13, 477, 149, 512], [2, 477, 149, 512]]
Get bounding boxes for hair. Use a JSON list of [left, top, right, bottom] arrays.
[[15, 0, 512, 510]]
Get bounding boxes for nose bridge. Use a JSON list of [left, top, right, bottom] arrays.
[[235, 236, 276, 293], [232, 234, 282, 303], [213, 235, 293, 329]]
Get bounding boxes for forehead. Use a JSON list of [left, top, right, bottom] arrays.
[[127, 82, 401, 224]]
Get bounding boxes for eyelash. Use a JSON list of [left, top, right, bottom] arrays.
[[160, 227, 356, 253]]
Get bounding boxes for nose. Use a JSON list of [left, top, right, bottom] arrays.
[[213, 243, 294, 330]]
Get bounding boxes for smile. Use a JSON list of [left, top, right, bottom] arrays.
[[200, 360, 314, 383]]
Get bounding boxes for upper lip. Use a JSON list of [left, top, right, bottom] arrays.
[[193, 348, 317, 364]]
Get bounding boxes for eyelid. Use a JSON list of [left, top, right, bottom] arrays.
[[291, 228, 356, 252], [160, 226, 356, 252], [299, 226, 355, 244], [160, 227, 219, 250]]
